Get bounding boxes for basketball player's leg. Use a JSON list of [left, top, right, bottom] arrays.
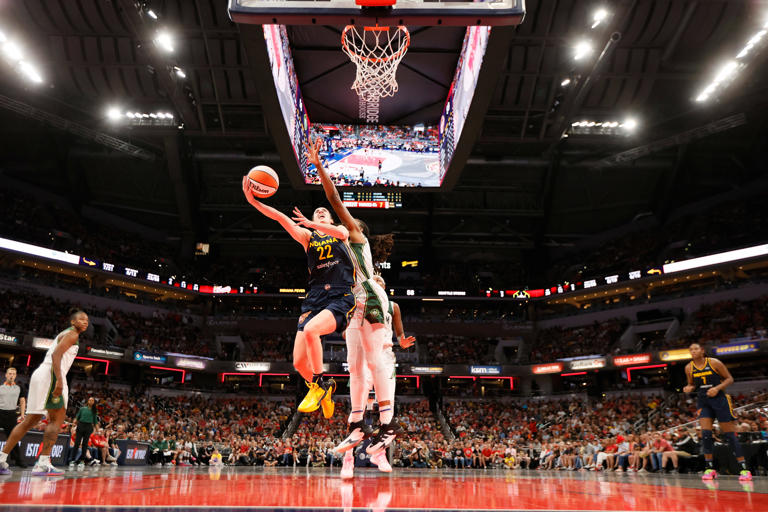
[[302, 309, 337, 375], [335, 328, 371, 454], [718, 397, 751, 480], [365, 323, 402, 456], [699, 414, 717, 479], [298, 309, 341, 415], [29, 407, 67, 475], [292, 331, 314, 383]]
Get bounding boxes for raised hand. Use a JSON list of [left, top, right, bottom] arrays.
[[305, 137, 323, 167], [399, 335, 416, 349], [291, 207, 313, 228]]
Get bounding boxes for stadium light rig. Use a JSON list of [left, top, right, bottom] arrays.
[[154, 31, 174, 53], [573, 40, 593, 60], [591, 8, 609, 29], [695, 19, 768, 102], [570, 118, 638, 135], [0, 28, 43, 84], [106, 106, 176, 127]]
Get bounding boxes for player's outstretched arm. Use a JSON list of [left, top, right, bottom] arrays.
[[242, 176, 311, 250], [392, 301, 416, 349], [291, 207, 349, 241], [305, 137, 364, 244]]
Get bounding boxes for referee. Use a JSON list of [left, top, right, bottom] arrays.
[[0, 367, 26, 467]]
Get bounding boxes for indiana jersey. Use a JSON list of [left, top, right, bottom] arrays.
[[306, 230, 355, 288], [691, 358, 724, 397]]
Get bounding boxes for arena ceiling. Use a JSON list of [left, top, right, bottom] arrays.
[[0, 0, 766, 281]]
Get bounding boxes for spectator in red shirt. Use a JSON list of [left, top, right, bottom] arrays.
[[651, 433, 673, 471], [89, 428, 113, 465]]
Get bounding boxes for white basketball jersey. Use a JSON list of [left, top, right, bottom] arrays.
[[40, 327, 79, 377], [349, 238, 375, 288]]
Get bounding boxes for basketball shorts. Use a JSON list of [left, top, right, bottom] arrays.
[[27, 365, 68, 415], [698, 393, 736, 423], [298, 286, 356, 333], [351, 279, 389, 327]]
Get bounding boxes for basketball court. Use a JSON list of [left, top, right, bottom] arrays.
[[0, 466, 765, 511], [0, 0, 766, 511]]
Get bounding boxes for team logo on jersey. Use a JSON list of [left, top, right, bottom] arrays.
[[51, 396, 61, 404], [299, 312, 312, 324]]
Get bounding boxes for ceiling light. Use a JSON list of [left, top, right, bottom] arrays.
[[592, 8, 609, 29], [0, 31, 6, 44], [623, 118, 638, 131], [174, 66, 186, 78], [3, 42, 23, 62], [573, 40, 593, 60], [106, 106, 122, 121], [714, 60, 738, 82], [154, 31, 174, 53], [19, 61, 42, 83], [561, 78, 571, 86], [147, 9, 158, 20]]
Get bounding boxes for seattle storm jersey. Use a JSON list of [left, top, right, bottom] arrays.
[[306, 231, 355, 288], [691, 358, 724, 397], [40, 327, 79, 377]]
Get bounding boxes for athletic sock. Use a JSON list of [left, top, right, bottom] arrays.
[[312, 374, 324, 385], [38, 455, 50, 465], [379, 407, 393, 425], [0, 452, 7, 464], [738, 459, 748, 471], [705, 459, 714, 470], [349, 410, 364, 423], [344, 450, 354, 464]]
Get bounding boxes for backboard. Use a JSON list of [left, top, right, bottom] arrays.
[[228, 0, 526, 27]]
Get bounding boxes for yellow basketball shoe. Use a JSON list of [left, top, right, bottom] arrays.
[[298, 381, 325, 413], [320, 379, 337, 419]]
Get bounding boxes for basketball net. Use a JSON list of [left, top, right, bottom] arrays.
[[342, 25, 410, 124]]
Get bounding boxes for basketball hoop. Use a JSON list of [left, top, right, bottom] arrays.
[[342, 25, 410, 123]]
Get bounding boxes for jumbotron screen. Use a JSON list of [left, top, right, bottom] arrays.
[[308, 124, 439, 187], [262, 24, 490, 189]]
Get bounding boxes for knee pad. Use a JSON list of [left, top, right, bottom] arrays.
[[724, 431, 744, 458], [702, 430, 714, 453]]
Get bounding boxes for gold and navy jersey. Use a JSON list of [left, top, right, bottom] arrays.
[[306, 231, 355, 288], [691, 358, 724, 397]]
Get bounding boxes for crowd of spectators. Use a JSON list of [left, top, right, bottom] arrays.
[[241, 333, 293, 362], [420, 335, 500, 364], [529, 319, 628, 363], [0, 188, 179, 275], [0, 287, 210, 357], [547, 195, 768, 285], [4, 376, 766, 473], [434, 390, 768, 471], [675, 295, 768, 349]]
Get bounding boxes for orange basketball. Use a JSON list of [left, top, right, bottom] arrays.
[[246, 165, 279, 198]]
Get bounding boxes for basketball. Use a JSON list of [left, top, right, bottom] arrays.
[[246, 165, 279, 198]]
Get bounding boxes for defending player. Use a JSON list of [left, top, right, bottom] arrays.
[[242, 178, 357, 418], [683, 342, 752, 482], [303, 138, 399, 469], [0, 309, 88, 476]]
